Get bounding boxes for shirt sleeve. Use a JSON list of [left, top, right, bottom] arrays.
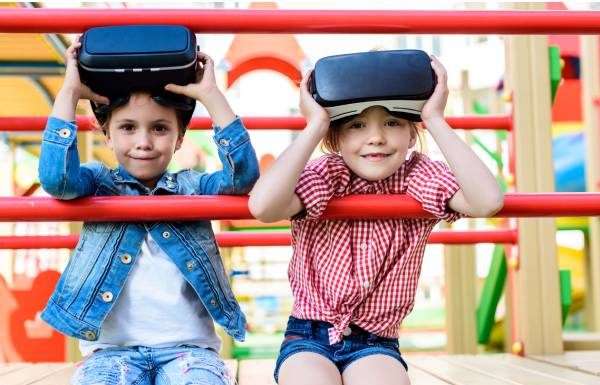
[[294, 156, 347, 219], [406, 154, 463, 223]]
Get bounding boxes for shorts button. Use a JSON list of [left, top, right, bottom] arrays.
[[343, 327, 352, 337], [162, 231, 171, 239], [219, 138, 230, 146]]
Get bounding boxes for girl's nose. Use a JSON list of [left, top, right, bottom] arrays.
[[367, 124, 386, 145]]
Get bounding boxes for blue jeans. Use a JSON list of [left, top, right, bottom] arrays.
[[71, 345, 231, 385], [274, 316, 407, 383]]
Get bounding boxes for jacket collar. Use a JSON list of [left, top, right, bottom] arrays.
[[112, 165, 178, 195]]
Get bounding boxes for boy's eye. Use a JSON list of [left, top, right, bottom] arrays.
[[385, 120, 401, 127], [119, 124, 135, 131], [153, 124, 168, 133]]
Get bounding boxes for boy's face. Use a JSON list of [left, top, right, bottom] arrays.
[[105, 92, 183, 188], [337, 106, 416, 181]]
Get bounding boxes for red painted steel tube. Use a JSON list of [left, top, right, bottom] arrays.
[[1, 194, 600, 222], [2, 9, 600, 34], [0, 230, 518, 249], [0, 115, 511, 132]]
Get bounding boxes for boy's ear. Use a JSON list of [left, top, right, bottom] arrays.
[[104, 131, 113, 150], [174, 134, 184, 152]]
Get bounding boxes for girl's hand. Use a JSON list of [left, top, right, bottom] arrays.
[[165, 52, 219, 102], [421, 55, 448, 124], [61, 39, 109, 105], [299, 70, 330, 130]]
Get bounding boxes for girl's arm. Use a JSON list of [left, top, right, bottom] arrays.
[[166, 53, 258, 194], [422, 56, 504, 217], [248, 72, 330, 222], [39, 39, 109, 199]]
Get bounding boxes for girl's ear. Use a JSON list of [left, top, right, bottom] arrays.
[[408, 124, 418, 148]]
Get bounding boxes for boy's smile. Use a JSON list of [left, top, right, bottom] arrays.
[[105, 93, 183, 188]]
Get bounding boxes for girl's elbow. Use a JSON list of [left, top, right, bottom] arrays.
[[248, 200, 278, 223], [480, 191, 504, 217]]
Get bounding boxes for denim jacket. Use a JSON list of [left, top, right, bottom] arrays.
[[38, 116, 258, 342]]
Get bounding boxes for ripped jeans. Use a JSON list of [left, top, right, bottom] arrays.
[[71, 345, 231, 385]]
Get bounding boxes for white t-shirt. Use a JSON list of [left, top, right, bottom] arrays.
[[80, 234, 221, 356]]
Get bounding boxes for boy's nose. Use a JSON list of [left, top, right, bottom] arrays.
[[134, 132, 153, 150]]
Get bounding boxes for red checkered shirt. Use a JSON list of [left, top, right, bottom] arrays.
[[291, 152, 461, 344]]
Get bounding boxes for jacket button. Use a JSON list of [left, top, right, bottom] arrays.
[[83, 330, 96, 340], [120, 254, 132, 264], [219, 138, 230, 146], [101, 291, 113, 302], [58, 128, 71, 138], [162, 231, 171, 239], [343, 327, 352, 337], [186, 260, 195, 271]]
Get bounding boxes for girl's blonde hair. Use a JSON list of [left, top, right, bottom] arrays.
[[321, 111, 424, 154]]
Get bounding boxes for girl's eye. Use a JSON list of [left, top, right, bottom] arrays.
[[385, 119, 406, 127], [119, 124, 135, 132], [347, 121, 365, 129]]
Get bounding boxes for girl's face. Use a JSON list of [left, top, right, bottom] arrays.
[[105, 92, 183, 188], [337, 106, 416, 181]]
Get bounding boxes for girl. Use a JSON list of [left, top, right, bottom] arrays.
[[39, 40, 259, 385], [249, 56, 503, 385]]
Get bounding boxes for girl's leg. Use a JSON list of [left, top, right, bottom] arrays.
[[71, 349, 149, 385], [156, 347, 231, 385], [341, 355, 410, 385], [278, 352, 342, 385]]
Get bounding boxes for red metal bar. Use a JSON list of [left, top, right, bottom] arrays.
[[1, 194, 599, 222], [2, 9, 600, 34], [0, 230, 518, 249], [0, 115, 511, 132]]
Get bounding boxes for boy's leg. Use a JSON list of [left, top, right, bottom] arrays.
[[156, 346, 231, 385], [278, 352, 342, 385], [341, 355, 410, 385], [71, 348, 150, 385]]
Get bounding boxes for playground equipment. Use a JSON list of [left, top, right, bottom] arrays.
[[2, 6, 600, 384]]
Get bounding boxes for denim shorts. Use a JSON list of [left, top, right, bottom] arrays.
[[273, 316, 407, 383]]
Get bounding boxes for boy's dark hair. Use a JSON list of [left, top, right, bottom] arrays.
[[91, 91, 195, 136]]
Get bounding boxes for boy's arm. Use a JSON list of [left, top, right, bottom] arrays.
[[166, 52, 259, 194], [39, 116, 99, 200], [197, 117, 259, 195]]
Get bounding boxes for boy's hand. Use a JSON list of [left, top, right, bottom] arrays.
[[421, 55, 448, 125], [61, 39, 109, 105], [165, 52, 219, 103], [299, 70, 330, 132]]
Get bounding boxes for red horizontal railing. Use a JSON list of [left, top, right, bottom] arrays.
[[0, 230, 518, 249], [0, 115, 512, 132], [2, 9, 600, 34], [0, 194, 599, 222]]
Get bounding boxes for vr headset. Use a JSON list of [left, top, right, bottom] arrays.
[[78, 25, 198, 126], [309, 50, 436, 122]]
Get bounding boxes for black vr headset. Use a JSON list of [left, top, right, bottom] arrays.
[[78, 25, 198, 127], [309, 50, 436, 122]]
